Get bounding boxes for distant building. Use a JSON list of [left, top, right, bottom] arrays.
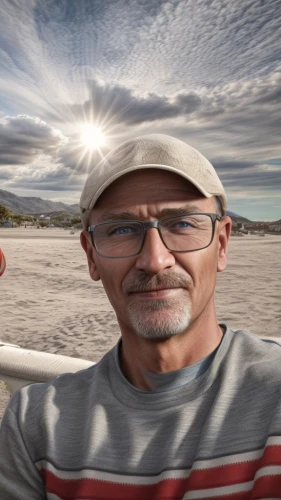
[[39, 214, 51, 221], [0, 220, 13, 228], [244, 222, 281, 233], [269, 224, 281, 232], [244, 223, 270, 231]]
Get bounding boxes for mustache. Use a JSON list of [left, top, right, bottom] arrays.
[[122, 271, 191, 294]]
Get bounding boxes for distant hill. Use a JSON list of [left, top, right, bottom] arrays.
[[0, 189, 80, 216], [226, 211, 251, 222]]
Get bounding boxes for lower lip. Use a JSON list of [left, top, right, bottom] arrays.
[[132, 288, 181, 299]]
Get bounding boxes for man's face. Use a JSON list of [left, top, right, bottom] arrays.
[[81, 169, 231, 340]]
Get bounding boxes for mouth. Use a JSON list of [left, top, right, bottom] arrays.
[[130, 287, 182, 298], [131, 287, 171, 292]]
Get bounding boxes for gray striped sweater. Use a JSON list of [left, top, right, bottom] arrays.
[[1, 325, 281, 499]]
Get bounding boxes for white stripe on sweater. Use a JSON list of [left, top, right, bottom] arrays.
[[183, 480, 254, 499]]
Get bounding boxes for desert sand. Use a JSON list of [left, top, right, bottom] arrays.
[[1, 227, 281, 416]]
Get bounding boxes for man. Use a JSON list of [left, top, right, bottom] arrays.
[[1, 134, 281, 499]]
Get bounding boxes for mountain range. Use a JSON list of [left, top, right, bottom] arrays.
[[0, 189, 80, 216]]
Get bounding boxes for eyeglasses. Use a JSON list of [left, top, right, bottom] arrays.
[[87, 213, 222, 258]]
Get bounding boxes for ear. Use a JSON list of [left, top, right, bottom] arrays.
[[80, 230, 101, 281], [217, 216, 232, 273]]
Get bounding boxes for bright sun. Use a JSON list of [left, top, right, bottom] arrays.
[[80, 124, 106, 151]]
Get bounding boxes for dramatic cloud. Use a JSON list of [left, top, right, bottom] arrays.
[[70, 80, 202, 126], [0, 114, 77, 194], [0, 115, 67, 165], [8, 165, 83, 192], [71, 67, 281, 134]]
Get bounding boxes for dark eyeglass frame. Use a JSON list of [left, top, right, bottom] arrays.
[[87, 213, 223, 258]]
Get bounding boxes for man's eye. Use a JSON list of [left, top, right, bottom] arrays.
[[109, 226, 136, 235], [168, 220, 194, 230], [174, 221, 192, 228]]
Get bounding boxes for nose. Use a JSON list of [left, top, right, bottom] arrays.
[[135, 227, 176, 275]]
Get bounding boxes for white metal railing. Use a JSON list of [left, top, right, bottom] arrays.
[[0, 341, 94, 394]]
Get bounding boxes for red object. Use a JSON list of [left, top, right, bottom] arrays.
[[0, 248, 6, 276]]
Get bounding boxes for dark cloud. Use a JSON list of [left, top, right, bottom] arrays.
[[175, 93, 202, 114], [0, 115, 67, 166], [213, 160, 256, 171], [220, 166, 281, 191], [250, 83, 281, 106], [6, 165, 83, 192], [209, 156, 281, 195], [0, 168, 11, 180], [71, 80, 202, 126]]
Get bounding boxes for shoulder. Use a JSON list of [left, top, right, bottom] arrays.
[[224, 326, 281, 384], [230, 327, 281, 359], [7, 346, 115, 422], [0, 346, 118, 463]]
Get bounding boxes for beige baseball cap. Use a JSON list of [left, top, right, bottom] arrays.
[[80, 133, 227, 228]]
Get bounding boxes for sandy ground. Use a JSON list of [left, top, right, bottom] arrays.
[[1, 227, 281, 416]]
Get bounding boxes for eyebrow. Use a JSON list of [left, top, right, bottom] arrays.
[[98, 204, 204, 223]]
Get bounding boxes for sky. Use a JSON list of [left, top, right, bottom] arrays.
[[0, 0, 281, 221]]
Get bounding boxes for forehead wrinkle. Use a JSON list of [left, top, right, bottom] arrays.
[[98, 211, 139, 223], [96, 204, 206, 223]]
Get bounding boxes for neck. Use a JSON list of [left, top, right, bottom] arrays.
[[119, 308, 223, 391]]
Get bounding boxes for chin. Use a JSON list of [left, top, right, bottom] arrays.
[[130, 309, 192, 341], [125, 295, 192, 340]]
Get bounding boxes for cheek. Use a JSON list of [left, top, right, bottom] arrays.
[[96, 261, 130, 305], [198, 250, 218, 292], [179, 249, 217, 290]]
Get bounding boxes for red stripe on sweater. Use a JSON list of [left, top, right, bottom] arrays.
[[188, 460, 258, 490], [189, 445, 281, 490], [43, 470, 188, 500], [44, 470, 258, 500], [253, 473, 281, 498], [261, 444, 281, 465]]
